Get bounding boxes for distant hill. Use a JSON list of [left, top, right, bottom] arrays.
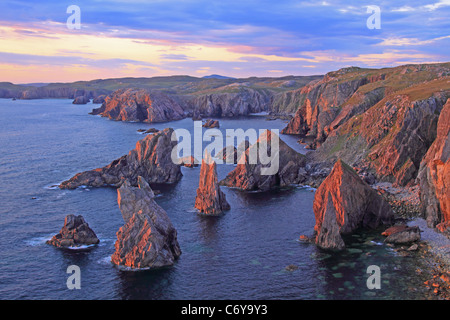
[[202, 74, 235, 79], [17, 83, 49, 87]]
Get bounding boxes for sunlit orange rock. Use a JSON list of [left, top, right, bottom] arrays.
[[313, 159, 394, 250], [111, 176, 181, 269], [417, 98, 450, 229], [195, 151, 230, 215], [47, 215, 99, 248], [91, 88, 185, 123]]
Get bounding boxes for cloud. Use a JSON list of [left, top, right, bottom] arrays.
[[377, 36, 450, 46], [0, 0, 448, 82]]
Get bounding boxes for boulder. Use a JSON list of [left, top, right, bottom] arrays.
[[111, 176, 181, 269], [195, 151, 230, 215], [46, 215, 99, 248], [59, 128, 182, 189], [384, 226, 421, 244], [313, 159, 394, 250]]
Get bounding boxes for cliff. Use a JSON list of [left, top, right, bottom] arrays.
[[90, 88, 185, 123], [59, 128, 182, 189], [185, 86, 272, 117], [417, 98, 450, 230], [302, 63, 450, 186]]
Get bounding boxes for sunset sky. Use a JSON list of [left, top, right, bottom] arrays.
[[0, 0, 449, 83]]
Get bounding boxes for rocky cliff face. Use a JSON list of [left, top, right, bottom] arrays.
[[19, 87, 106, 100], [417, 98, 450, 229], [59, 128, 182, 189], [301, 63, 450, 187], [281, 67, 387, 143], [111, 176, 181, 269], [282, 64, 449, 148], [195, 152, 230, 215], [313, 160, 394, 250], [186, 86, 271, 117], [91, 88, 185, 123], [46, 215, 99, 248], [220, 130, 306, 191]]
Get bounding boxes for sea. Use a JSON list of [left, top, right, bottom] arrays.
[[0, 98, 434, 300]]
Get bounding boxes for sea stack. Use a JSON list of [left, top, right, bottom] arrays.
[[220, 130, 306, 191], [59, 128, 182, 189], [111, 176, 181, 269], [46, 215, 99, 248], [195, 151, 230, 215], [313, 159, 394, 250], [417, 98, 450, 231]]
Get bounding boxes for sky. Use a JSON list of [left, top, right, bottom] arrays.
[[0, 0, 449, 83]]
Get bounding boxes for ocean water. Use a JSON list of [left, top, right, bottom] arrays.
[[0, 99, 433, 300]]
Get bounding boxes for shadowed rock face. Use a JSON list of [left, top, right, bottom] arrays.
[[92, 95, 106, 104], [59, 128, 182, 189], [220, 130, 306, 191], [72, 96, 90, 104], [313, 159, 394, 250], [195, 152, 230, 215], [91, 88, 185, 123], [186, 87, 271, 118], [46, 215, 99, 248], [111, 176, 181, 269], [417, 98, 450, 229]]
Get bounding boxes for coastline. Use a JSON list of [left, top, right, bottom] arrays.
[[375, 182, 450, 299]]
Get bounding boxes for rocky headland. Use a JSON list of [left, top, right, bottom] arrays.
[[59, 128, 182, 189], [90, 88, 185, 123]]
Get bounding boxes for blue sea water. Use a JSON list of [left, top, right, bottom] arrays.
[[0, 99, 433, 300]]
